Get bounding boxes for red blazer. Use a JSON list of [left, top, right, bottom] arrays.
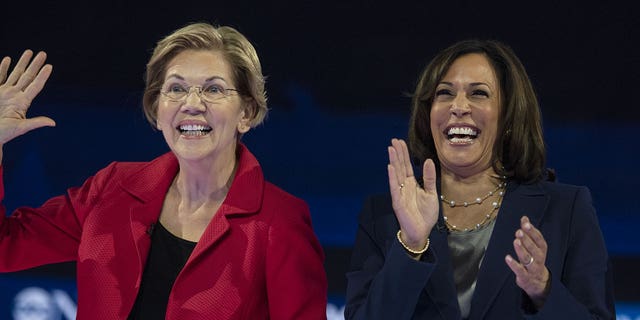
[[0, 144, 327, 319]]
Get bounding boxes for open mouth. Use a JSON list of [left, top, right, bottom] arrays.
[[178, 124, 212, 137], [445, 126, 479, 143]]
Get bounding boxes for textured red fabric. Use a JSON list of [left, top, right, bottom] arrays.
[[0, 144, 327, 319]]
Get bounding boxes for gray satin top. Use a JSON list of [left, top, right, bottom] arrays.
[[448, 218, 496, 319]]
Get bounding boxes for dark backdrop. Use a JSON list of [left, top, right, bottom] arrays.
[[1, 0, 638, 317]]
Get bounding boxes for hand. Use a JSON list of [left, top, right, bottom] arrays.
[[505, 216, 550, 309], [0, 50, 55, 146], [387, 138, 438, 252]]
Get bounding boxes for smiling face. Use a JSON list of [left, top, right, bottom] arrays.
[[430, 53, 501, 177], [156, 49, 250, 166]]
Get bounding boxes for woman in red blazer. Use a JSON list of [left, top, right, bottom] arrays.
[[0, 23, 327, 319]]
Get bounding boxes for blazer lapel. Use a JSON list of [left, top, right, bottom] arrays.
[[425, 218, 462, 319], [182, 144, 264, 267], [117, 144, 265, 282], [120, 152, 180, 281], [468, 182, 549, 319]]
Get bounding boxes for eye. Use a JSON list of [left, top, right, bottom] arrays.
[[435, 89, 453, 97], [471, 89, 489, 97], [204, 84, 224, 94], [167, 84, 187, 93]]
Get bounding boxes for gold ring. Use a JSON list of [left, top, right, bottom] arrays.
[[399, 183, 405, 189]]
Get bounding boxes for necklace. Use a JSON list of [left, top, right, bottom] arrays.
[[440, 181, 506, 207], [441, 181, 506, 232]]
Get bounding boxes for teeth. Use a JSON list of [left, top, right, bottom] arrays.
[[450, 137, 473, 143], [447, 127, 477, 136], [180, 124, 211, 131], [182, 130, 208, 136]]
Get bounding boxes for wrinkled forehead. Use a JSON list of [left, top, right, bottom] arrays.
[[163, 49, 236, 85]]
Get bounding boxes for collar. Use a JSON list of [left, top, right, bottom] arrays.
[[119, 142, 264, 216]]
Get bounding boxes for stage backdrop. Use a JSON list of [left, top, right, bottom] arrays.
[[1, 1, 638, 319]]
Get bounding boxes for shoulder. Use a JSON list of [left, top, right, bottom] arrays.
[[263, 182, 307, 209], [83, 152, 176, 194], [261, 181, 311, 224], [356, 194, 399, 238], [510, 180, 592, 206], [358, 194, 394, 222], [537, 180, 590, 196], [98, 161, 148, 179], [93, 152, 173, 178], [535, 180, 594, 210], [260, 182, 323, 254], [513, 180, 598, 232]]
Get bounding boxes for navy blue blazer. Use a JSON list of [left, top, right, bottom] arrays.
[[345, 181, 615, 319]]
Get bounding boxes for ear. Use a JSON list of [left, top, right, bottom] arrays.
[[237, 110, 251, 134]]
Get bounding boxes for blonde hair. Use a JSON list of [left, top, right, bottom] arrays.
[[143, 22, 267, 128]]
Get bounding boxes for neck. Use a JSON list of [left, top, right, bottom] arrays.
[[173, 149, 238, 206], [440, 166, 503, 200], [439, 167, 506, 232]]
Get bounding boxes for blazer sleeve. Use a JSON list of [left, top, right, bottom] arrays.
[[344, 196, 439, 320], [265, 197, 328, 320], [529, 186, 615, 319], [0, 163, 115, 272]]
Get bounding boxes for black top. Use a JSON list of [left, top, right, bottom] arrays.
[[128, 223, 196, 319]]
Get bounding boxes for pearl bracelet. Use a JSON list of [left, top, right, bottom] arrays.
[[396, 230, 430, 255]]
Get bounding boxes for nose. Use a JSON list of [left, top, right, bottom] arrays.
[[181, 88, 206, 114], [450, 93, 471, 117]]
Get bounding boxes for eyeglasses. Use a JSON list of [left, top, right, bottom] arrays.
[[160, 84, 239, 103]]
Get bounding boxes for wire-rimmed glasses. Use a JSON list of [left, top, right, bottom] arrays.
[[160, 84, 239, 103]]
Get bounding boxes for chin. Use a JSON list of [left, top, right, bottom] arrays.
[[169, 144, 212, 161], [440, 152, 490, 171]]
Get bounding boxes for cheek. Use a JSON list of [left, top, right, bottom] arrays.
[[156, 101, 178, 125], [429, 106, 447, 134], [155, 109, 169, 130]]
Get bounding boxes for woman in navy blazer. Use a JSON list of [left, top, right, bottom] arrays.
[[0, 23, 327, 319], [345, 40, 614, 319]]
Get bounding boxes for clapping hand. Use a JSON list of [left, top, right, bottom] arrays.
[[0, 50, 55, 146], [505, 216, 551, 309], [387, 138, 438, 255]]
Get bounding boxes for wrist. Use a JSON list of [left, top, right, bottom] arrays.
[[396, 230, 429, 256]]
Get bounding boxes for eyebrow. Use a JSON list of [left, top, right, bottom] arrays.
[[438, 81, 493, 89], [165, 74, 229, 83]]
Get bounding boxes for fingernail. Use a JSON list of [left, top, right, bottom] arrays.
[[524, 223, 531, 230], [516, 230, 523, 238]]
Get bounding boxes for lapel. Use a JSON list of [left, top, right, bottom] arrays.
[[180, 143, 264, 268], [422, 176, 462, 318], [118, 144, 264, 276], [468, 181, 549, 319], [425, 215, 462, 319], [119, 152, 180, 277]]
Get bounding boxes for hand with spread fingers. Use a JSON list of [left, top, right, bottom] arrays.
[[387, 138, 438, 256], [505, 216, 550, 308], [0, 50, 55, 147]]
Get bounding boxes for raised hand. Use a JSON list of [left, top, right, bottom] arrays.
[[0, 50, 55, 146], [505, 216, 550, 309], [387, 138, 439, 253]]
